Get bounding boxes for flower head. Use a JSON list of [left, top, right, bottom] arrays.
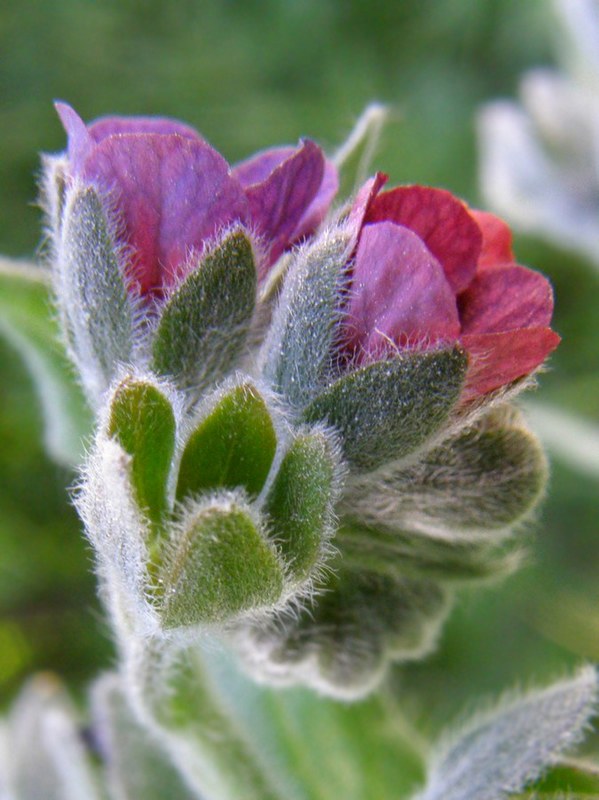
[[343, 175, 560, 399], [56, 103, 337, 297]]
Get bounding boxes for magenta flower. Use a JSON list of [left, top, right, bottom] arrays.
[[343, 175, 560, 400], [56, 103, 337, 297]]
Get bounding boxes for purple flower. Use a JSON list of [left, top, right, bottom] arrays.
[[56, 103, 337, 297]]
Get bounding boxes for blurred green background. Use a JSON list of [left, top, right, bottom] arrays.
[[0, 0, 597, 734]]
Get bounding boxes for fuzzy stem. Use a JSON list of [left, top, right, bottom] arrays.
[[121, 634, 290, 800]]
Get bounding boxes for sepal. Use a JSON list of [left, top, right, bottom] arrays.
[[156, 492, 284, 627], [151, 226, 257, 394], [56, 183, 135, 405], [341, 404, 547, 538], [176, 378, 277, 502], [264, 427, 341, 584], [338, 523, 522, 583], [304, 347, 468, 471], [108, 375, 176, 526], [260, 223, 353, 407], [333, 103, 390, 197], [234, 565, 450, 700]]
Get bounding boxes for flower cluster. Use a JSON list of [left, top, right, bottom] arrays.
[[44, 104, 558, 698], [343, 175, 559, 400], [56, 103, 337, 296]]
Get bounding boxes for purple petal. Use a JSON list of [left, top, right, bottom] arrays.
[[88, 114, 204, 143], [292, 158, 339, 242], [233, 147, 296, 187], [344, 221, 460, 358], [459, 264, 554, 335], [82, 133, 249, 294], [55, 102, 94, 175], [461, 328, 561, 400], [242, 140, 325, 273], [347, 173, 388, 247]]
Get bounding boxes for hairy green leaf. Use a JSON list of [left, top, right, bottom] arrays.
[[159, 495, 283, 626], [261, 225, 352, 407], [265, 429, 338, 582], [176, 381, 276, 501], [413, 666, 599, 800], [152, 227, 256, 393], [59, 186, 134, 401], [107, 377, 175, 525], [342, 404, 547, 538], [304, 347, 468, 471]]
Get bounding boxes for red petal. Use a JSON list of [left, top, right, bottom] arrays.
[[344, 221, 460, 358], [470, 209, 514, 268], [459, 264, 554, 334], [365, 185, 482, 293], [461, 328, 560, 399]]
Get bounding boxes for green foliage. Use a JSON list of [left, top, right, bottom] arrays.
[[91, 673, 198, 800], [159, 497, 284, 627], [0, 258, 91, 466], [239, 564, 450, 698], [338, 523, 520, 582], [341, 404, 548, 540], [152, 228, 257, 394], [413, 666, 599, 800], [176, 381, 277, 501], [107, 376, 175, 525], [304, 347, 468, 471]]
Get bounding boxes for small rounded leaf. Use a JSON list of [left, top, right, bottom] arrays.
[[151, 227, 257, 393], [342, 404, 548, 538], [265, 430, 338, 582], [107, 377, 176, 524], [303, 347, 468, 471], [159, 495, 284, 627], [236, 566, 449, 699], [176, 382, 277, 501]]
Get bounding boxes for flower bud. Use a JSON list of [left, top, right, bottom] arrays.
[[80, 373, 342, 634]]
